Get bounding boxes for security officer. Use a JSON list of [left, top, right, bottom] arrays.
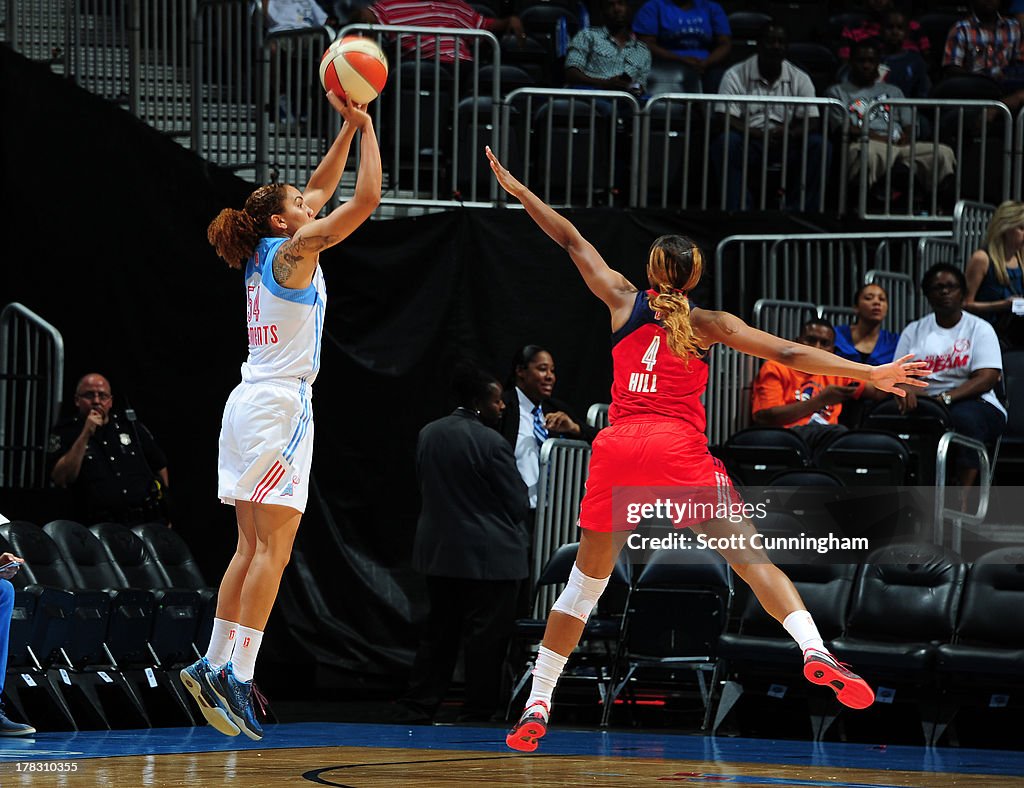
[[49, 373, 170, 526]]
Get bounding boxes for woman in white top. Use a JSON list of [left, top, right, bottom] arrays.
[[179, 93, 380, 741], [895, 262, 1006, 487]]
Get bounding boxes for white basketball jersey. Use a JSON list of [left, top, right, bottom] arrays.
[[240, 237, 327, 388]]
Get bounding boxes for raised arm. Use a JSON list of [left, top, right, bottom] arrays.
[[302, 120, 358, 216], [485, 146, 637, 322], [274, 96, 381, 287], [693, 308, 929, 395]]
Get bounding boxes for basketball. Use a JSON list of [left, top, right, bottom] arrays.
[[319, 36, 388, 105]]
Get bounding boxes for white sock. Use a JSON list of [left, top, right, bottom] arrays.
[[525, 646, 569, 715], [782, 610, 825, 654], [231, 626, 264, 683], [204, 618, 238, 669]]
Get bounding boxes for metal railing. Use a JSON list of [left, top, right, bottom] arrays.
[[0, 303, 65, 489], [751, 298, 817, 341], [953, 200, 997, 268], [9, 0, 1024, 214], [586, 403, 609, 430], [342, 22, 502, 207], [854, 98, 1012, 221], [502, 87, 640, 208], [705, 344, 756, 448], [934, 431, 992, 553], [713, 231, 950, 317], [192, 0, 265, 178], [640, 94, 846, 213], [532, 437, 591, 617], [6, 0, 65, 64], [864, 269, 915, 332], [818, 304, 857, 326]]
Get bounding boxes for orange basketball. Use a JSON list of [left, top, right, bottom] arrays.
[[319, 36, 388, 104]]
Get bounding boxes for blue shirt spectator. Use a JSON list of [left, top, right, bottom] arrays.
[[633, 0, 729, 60], [831, 283, 900, 365]]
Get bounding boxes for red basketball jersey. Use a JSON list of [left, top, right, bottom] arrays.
[[608, 290, 708, 432]]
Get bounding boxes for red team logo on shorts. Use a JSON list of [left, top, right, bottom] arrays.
[[242, 636, 251, 649]]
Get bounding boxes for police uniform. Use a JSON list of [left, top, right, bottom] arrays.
[[48, 411, 168, 525]]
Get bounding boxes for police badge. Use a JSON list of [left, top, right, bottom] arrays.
[[120, 433, 132, 446]]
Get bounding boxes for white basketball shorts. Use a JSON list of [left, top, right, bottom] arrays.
[[217, 380, 314, 514]]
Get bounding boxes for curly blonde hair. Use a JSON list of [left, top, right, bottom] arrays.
[[984, 200, 1024, 288], [647, 235, 706, 361], [207, 184, 288, 269]]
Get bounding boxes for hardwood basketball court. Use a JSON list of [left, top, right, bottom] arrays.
[[1, 722, 1021, 786]]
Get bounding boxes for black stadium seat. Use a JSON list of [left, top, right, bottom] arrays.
[[934, 547, 1024, 746], [91, 522, 202, 666], [0, 521, 110, 668], [506, 542, 630, 718], [713, 560, 857, 738], [862, 397, 951, 485], [43, 520, 156, 667], [604, 548, 732, 729], [816, 430, 910, 486], [830, 543, 965, 744], [132, 524, 217, 650], [723, 426, 811, 485]]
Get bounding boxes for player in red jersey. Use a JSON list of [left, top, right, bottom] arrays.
[[485, 147, 930, 753]]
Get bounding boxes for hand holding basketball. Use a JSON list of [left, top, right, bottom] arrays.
[[319, 36, 388, 105], [326, 92, 371, 129]]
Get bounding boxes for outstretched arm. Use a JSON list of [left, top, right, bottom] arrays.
[[486, 146, 636, 322], [302, 92, 363, 216], [274, 97, 382, 288], [694, 308, 929, 396]]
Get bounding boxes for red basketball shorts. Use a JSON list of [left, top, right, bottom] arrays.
[[578, 417, 741, 533]]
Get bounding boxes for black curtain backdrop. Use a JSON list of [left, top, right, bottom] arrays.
[[2, 45, 886, 690]]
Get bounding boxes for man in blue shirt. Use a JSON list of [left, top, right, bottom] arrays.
[[633, 0, 731, 93]]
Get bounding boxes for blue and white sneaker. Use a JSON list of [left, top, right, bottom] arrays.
[[179, 657, 240, 736], [205, 662, 266, 741]]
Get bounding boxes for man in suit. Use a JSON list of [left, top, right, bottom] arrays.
[[500, 346, 600, 512], [395, 366, 530, 723]]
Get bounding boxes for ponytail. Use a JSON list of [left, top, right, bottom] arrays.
[[650, 288, 706, 361], [207, 183, 288, 269], [647, 236, 706, 361]]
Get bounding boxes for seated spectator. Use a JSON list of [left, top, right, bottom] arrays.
[[258, 0, 334, 34], [895, 262, 1006, 487], [751, 319, 866, 455], [633, 0, 731, 94], [564, 0, 651, 97], [710, 24, 828, 212], [834, 283, 901, 365], [826, 42, 956, 210], [49, 373, 170, 526], [838, 0, 930, 62], [354, 0, 524, 64], [877, 9, 931, 99], [942, 0, 1024, 110], [964, 200, 1024, 348], [0, 551, 34, 735]]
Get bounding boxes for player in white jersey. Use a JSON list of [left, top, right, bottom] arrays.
[[178, 92, 381, 740]]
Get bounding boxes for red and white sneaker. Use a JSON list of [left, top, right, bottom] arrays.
[[506, 700, 549, 752], [803, 648, 875, 709]]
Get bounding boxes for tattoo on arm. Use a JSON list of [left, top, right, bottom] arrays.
[[273, 234, 339, 285]]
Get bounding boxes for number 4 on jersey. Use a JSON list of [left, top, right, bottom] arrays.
[[629, 335, 659, 392]]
